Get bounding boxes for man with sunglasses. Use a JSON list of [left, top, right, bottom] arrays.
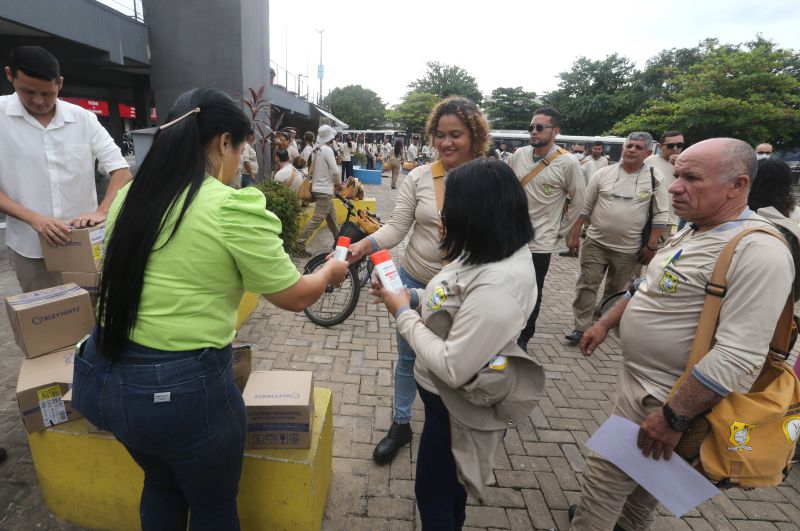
[[646, 130, 685, 234], [565, 132, 669, 344], [509, 107, 585, 352]]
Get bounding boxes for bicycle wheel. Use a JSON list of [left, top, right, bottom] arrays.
[[303, 254, 360, 327], [356, 258, 374, 288]]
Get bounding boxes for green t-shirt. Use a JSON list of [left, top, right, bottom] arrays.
[[105, 177, 301, 350]]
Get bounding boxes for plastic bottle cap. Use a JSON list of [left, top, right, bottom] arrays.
[[336, 236, 351, 247], [370, 249, 392, 265]]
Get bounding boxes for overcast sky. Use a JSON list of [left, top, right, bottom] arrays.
[[269, 0, 800, 107]]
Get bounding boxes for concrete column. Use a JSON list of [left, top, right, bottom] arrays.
[[142, 0, 270, 125]]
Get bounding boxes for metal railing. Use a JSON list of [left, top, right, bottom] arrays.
[[270, 61, 320, 104], [94, 0, 145, 23]]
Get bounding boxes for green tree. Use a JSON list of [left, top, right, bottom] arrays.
[[634, 40, 712, 103], [321, 85, 385, 129], [408, 62, 483, 104], [386, 92, 439, 135], [543, 54, 642, 135], [484, 87, 540, 129], [612, 38, 800, 146]]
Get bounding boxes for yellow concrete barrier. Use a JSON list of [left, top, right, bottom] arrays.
[[236, 292, 260, 329], [298, 197, 377, 246], [27, 388, 334, 531]]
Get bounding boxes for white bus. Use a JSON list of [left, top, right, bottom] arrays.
[[490, 130, 636, 162]]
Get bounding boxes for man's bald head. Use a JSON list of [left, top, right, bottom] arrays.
[[682, 138, 756, 185]]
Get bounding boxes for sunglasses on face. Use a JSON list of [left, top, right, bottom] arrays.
[[528, 124, 554, 133], [757, 151, 772, 155], [664, 142, 685, 149]]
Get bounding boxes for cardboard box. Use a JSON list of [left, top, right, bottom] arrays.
[[61, 272, 100, 309], [5, 283, 95, 358], [244, 371, 314, 449], [40, 224, 105, 272], [232, 343, 253, 393], [17, 347, 83, 432]]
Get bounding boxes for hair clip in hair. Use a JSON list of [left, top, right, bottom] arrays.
[[159, 107, 201, 130]]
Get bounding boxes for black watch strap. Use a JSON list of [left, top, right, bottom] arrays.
[[662, 403, 692, 432]]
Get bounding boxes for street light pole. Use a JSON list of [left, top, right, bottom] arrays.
[[316, 29, 325, 105]]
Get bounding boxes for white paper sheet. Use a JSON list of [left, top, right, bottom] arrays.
[[585, 414, 720, 517]]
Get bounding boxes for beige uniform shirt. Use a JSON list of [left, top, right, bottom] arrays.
[[645, 154, 678, 226], [582, 163, 669, 253], [509, 145, 585, 253], [621, 210, 794, 402], [369, 163, 444, 283], [582, 155, 609, 182], [273, 163, 301, 194], [396, 245, 535, 499], [396, 245, 536, 394]]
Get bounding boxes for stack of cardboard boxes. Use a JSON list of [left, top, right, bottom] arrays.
[[6, 225, 102, 433], [7, 283, 94, 432], [8, 226, 316, 450]]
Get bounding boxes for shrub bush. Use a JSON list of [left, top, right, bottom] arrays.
[[254, 180, 302, 253], [352, 151, 367, 167]]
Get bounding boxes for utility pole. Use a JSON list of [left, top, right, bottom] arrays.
[[316, 29, 325, 105]]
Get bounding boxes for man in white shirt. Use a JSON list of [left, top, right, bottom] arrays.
[[0, 46, 132, 292], [582, 141, 609, 182], [407, 137, 419, 163], [509, 107, 585, 351], [570, 138, 793, 530], [495, 142, 512, 164], [565, 132, 669, 344], [645, 130, 684, 234], [273, 149, 301, 194]]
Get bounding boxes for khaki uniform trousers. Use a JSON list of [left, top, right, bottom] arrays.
[[572, 369, 663, 531], [8, 247, 62, 293], [572, 238, 640, 331], [298, 192, 338, 249]]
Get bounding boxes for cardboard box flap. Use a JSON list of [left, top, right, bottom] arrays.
[[5, 283, 85, 310], [244, 371, 313, 408], [17, 347, 76, 393]]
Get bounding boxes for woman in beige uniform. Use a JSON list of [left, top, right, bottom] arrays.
[[348, 96, 490, 465], [372, 159, 544, 529]]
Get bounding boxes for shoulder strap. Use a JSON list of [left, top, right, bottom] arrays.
[[431, 160, 446, 212], [670, 227, 792, 395], [308, 148, 319, 177], [519, 147, 568, 188], [286, 167, 298, 188]]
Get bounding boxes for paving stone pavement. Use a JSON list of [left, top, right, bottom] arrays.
[[1, 170, 799, 530]]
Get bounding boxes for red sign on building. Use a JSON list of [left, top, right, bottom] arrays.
[[118, 103, 136, 119], [60, 97, 110, 116]]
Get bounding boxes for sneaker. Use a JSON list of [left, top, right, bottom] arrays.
[[373, 422, 412, 465], [565, 329, 583, 344]]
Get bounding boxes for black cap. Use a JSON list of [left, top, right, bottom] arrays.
[[9, 46, 60, 81]]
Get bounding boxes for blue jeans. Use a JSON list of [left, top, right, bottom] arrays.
[[415, 385, 467, 530], [72, 328, 247, 531], [394, 267, 427, 424]]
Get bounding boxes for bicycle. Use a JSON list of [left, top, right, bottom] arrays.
[[302, 194, 380, 327]]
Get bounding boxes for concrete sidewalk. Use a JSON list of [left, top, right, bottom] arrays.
[[1, 169, 799, 530]]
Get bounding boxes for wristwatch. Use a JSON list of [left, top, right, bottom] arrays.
[[662, 403, 691, 432]]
